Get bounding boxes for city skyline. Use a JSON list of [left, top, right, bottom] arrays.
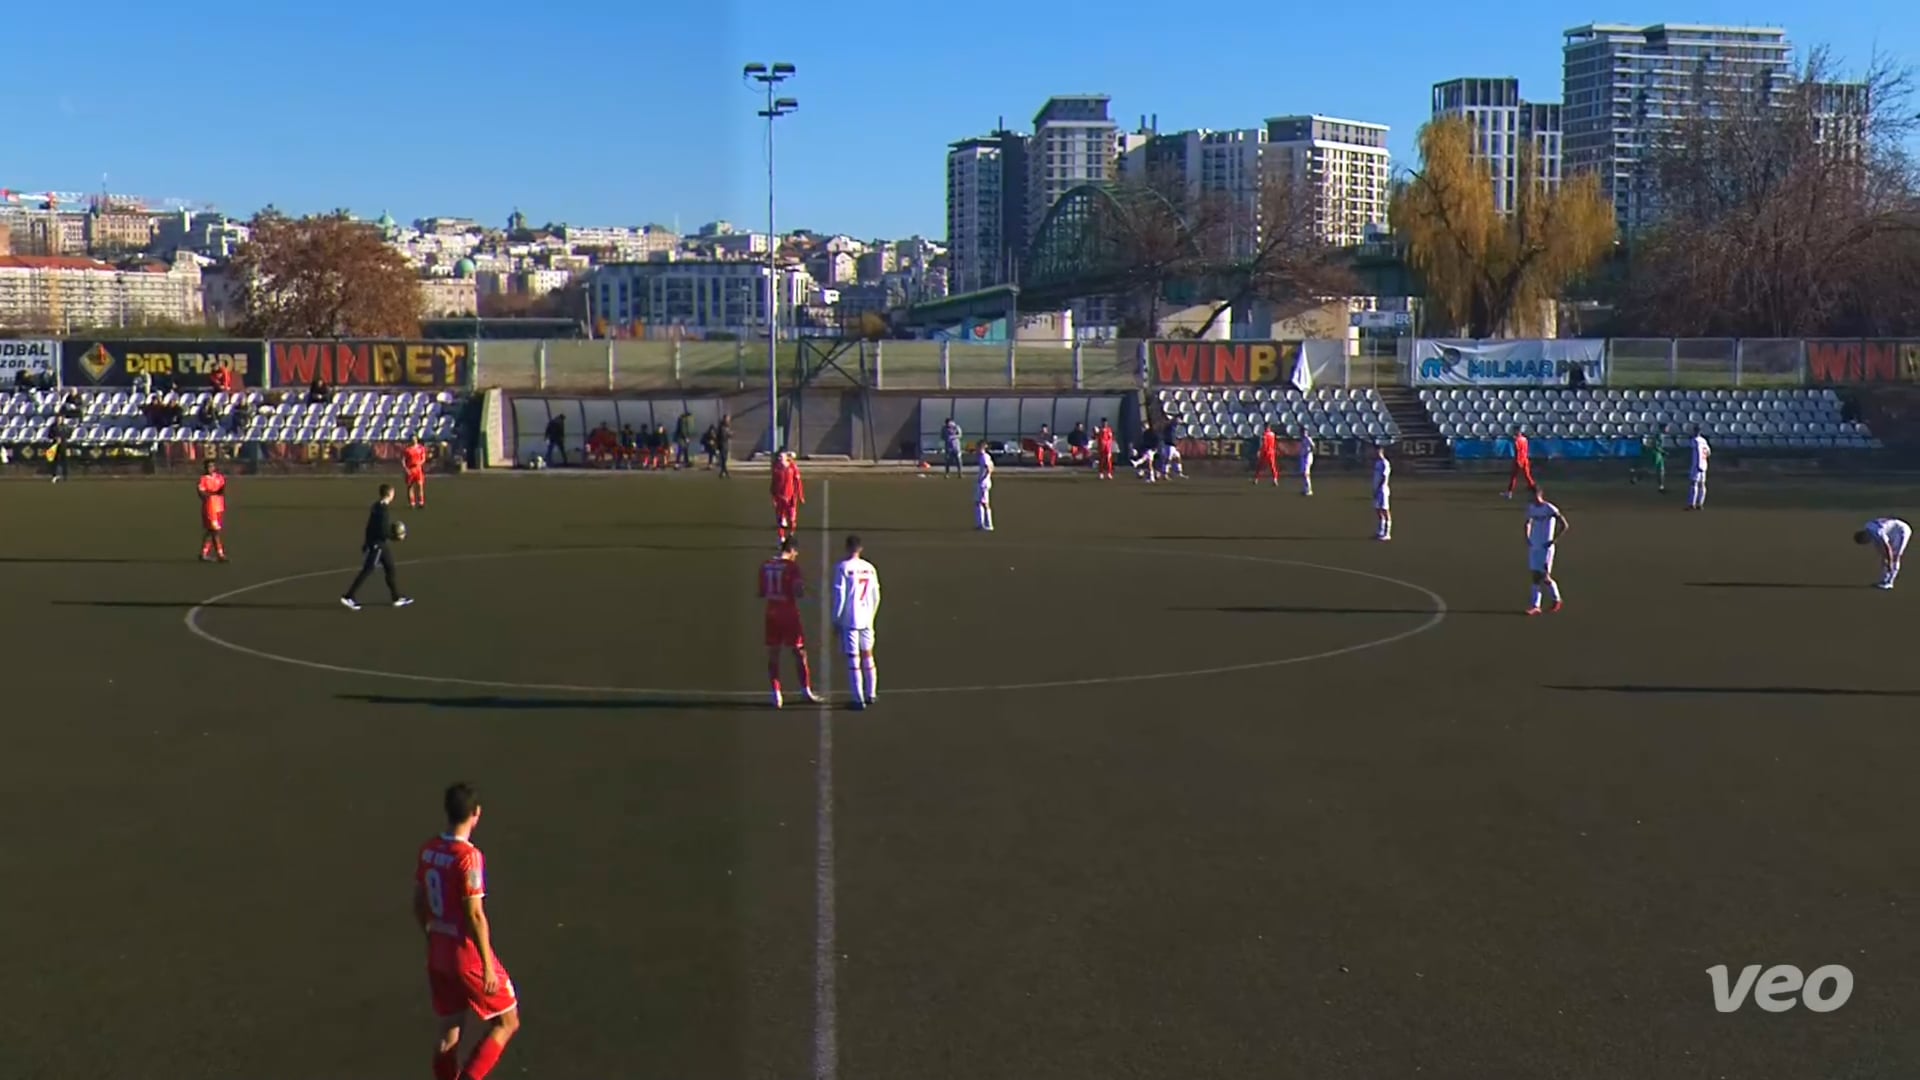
[[6, 1, 1916, 240]]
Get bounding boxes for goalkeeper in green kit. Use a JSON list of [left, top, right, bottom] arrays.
[[1630, 424, 1668, 493]]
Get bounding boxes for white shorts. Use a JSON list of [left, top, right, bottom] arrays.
[[840, 627, 875, 655], [1528, 545, 1556, 574], [1374, 488, 1390, 510], [1887, 523, 1912, 558], [1301, 454, 1314, 473], [1692, 468, 1707, 481], [1161, 445, 1179, 463]]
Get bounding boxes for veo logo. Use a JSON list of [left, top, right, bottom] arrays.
[[1707, 964, 1853, 1013]]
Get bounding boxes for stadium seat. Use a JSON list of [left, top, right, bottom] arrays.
[[1158, 386, 1402, 442], [0, 388, 467, 450], [1415, 387, 1878, 450]]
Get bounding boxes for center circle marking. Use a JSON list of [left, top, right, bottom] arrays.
[[182, 543, 1449, 698]]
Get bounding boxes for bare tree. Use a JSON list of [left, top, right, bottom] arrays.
[[1621, 50, 1920, 336], [1186, 175, 1358, 338]]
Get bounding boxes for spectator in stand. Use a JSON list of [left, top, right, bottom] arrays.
[[1033, 424, 1059, 467], [196, 398, 219, 429], [209, 364, 236, 394], [133, 369, 153, 397], [229, 397, 254, 435], [586, 422, 619, 466], [544, 413, 568, 466], [60, 391, 85, 421], [675, 410, 695, 469], [1067, 422, 1090, 464], [308, 375, 333, 405]]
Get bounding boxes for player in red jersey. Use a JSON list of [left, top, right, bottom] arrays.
[[771, 452, 805, 542], [415, 783, 521, 1080], [1254, 424, 1280, 486], [402, 437, 431, 509], [1095, 420, 1116, 479], [197, 459, 228, 562], [1503, 428, 1537, 499], [760, 537, 821, 708]]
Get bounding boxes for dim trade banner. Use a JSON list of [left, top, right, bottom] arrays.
[[62, 339, 265, 387], [1150, 340, 1303, 386], [271, 340, 472, 388], [0, 339, 58, 377], [1413, 339, 1605, 386], [1804, 340, 1920, 384]]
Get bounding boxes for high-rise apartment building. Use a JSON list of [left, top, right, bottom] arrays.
[[1026, 96, 1119, 240], [1122, 127, 1269, 257], [945, 128, 1029, 295], [1431, 78, 1563, 214], [1562, 23, 1793, 232], [1263, 115, 1391, 246]]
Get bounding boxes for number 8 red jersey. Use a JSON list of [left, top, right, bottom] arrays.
[[416, 834, 486, 970]]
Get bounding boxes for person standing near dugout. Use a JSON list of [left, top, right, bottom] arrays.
[[341, 484, 413, 610]]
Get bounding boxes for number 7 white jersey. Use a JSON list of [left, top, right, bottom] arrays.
[[832, 557, 881, 630]]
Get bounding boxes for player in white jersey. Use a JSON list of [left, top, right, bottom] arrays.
[[1299, 429, 1316, 496], [974, 444, 995, 531], [831, 535, 882, 710], [1371, 445, 1391, 541], [1686, 428, 1712, 510], [1523, 489, 1571, 615], [1855, 517, 1912, 590]]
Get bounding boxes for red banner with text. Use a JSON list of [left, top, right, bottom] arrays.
[[270, 340, 471, 388], [1150, 340, 1301, 386]]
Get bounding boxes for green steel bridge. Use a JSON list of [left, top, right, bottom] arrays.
[[898, 182, 1424, 330]]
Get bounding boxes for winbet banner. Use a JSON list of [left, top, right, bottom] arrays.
[[61, 339, 265, 388], [270, 340, 471, 388], [1413, 339, 1605, 386]]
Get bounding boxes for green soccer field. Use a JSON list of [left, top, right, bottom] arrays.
[[5, 467, 1919, 1078]]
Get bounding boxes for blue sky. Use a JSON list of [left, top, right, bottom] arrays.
[[7, 0, 1914, 240]]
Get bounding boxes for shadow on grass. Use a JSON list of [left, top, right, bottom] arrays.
[[53, 599, 318, 610], [1147, 534, 1370, 543], [1548, 684, 1920, 698], [1685, 581, 1862, 590], [1171, 604, 1505, 616], [338, 692, 760, 712], [0, 556, 175, 564]]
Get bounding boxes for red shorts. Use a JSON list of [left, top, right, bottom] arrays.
[[428, 958, 518, 1021], [773, 499, 797, 525], [405, 469, 425, 486], [765, 608, 804, 648], [202, 514, 223, 532]]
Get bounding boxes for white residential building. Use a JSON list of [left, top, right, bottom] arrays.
[[1563, 23, 1793, 233], [589, 260, 814, 335], [1431, 78, 1564, 214], [946, 135, 1007, 295], [1027, 96, 1119, 239], [1263, 115, 1391, 247], [0, 251, 204, 329], [1125, 127, 1269, 257]]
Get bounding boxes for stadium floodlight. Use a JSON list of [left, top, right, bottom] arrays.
[[745, 63, 798, 455]]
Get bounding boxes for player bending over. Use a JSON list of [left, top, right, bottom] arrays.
[[1372, 445, 1392, 541], [1856, 517, 1912, 590], [975, 443, 995, 531], [403, 437, 430, 509], [197, 459, 229, 562], [415, 783, 521, 1080], [1299, 429, 1316, 496], [760, 538, 823, 707], [1524, 488, 1570, 615], [771, 452, 805, 543], [832, 535, 882, 711]]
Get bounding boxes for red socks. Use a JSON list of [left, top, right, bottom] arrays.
[[461, 1036, 506, 1080], [433, 1047, 459, 1080]]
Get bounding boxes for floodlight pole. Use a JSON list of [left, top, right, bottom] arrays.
[[746, 62, 797, 457]]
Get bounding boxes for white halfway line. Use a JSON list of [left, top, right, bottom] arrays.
[[813, 479, 839, 1080]]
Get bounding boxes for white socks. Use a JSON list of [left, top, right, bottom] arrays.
[[976, 504, 993, 530], [846, 657, 879, 703]]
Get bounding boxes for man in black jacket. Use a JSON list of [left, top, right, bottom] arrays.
[[341, 484, 413, 610]]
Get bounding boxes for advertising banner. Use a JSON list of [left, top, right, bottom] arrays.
[[271, 340, 471, 388], [1150, 340, 1302, 386], [1805, 340, 1920, 384], [1453, 437, 1640, 460], [1172, 435, 1447, 461], [62, 339, 264, 388], [0, 339, 58, 377], [1413, 339, 1605, 386]]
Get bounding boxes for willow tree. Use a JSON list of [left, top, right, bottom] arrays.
[[1392, 116, 1615, 337]]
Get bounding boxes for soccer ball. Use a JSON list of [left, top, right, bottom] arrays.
[[391, 521, 408, 542]]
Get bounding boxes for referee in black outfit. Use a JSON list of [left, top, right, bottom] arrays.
[[340, 484, 412, 610]]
